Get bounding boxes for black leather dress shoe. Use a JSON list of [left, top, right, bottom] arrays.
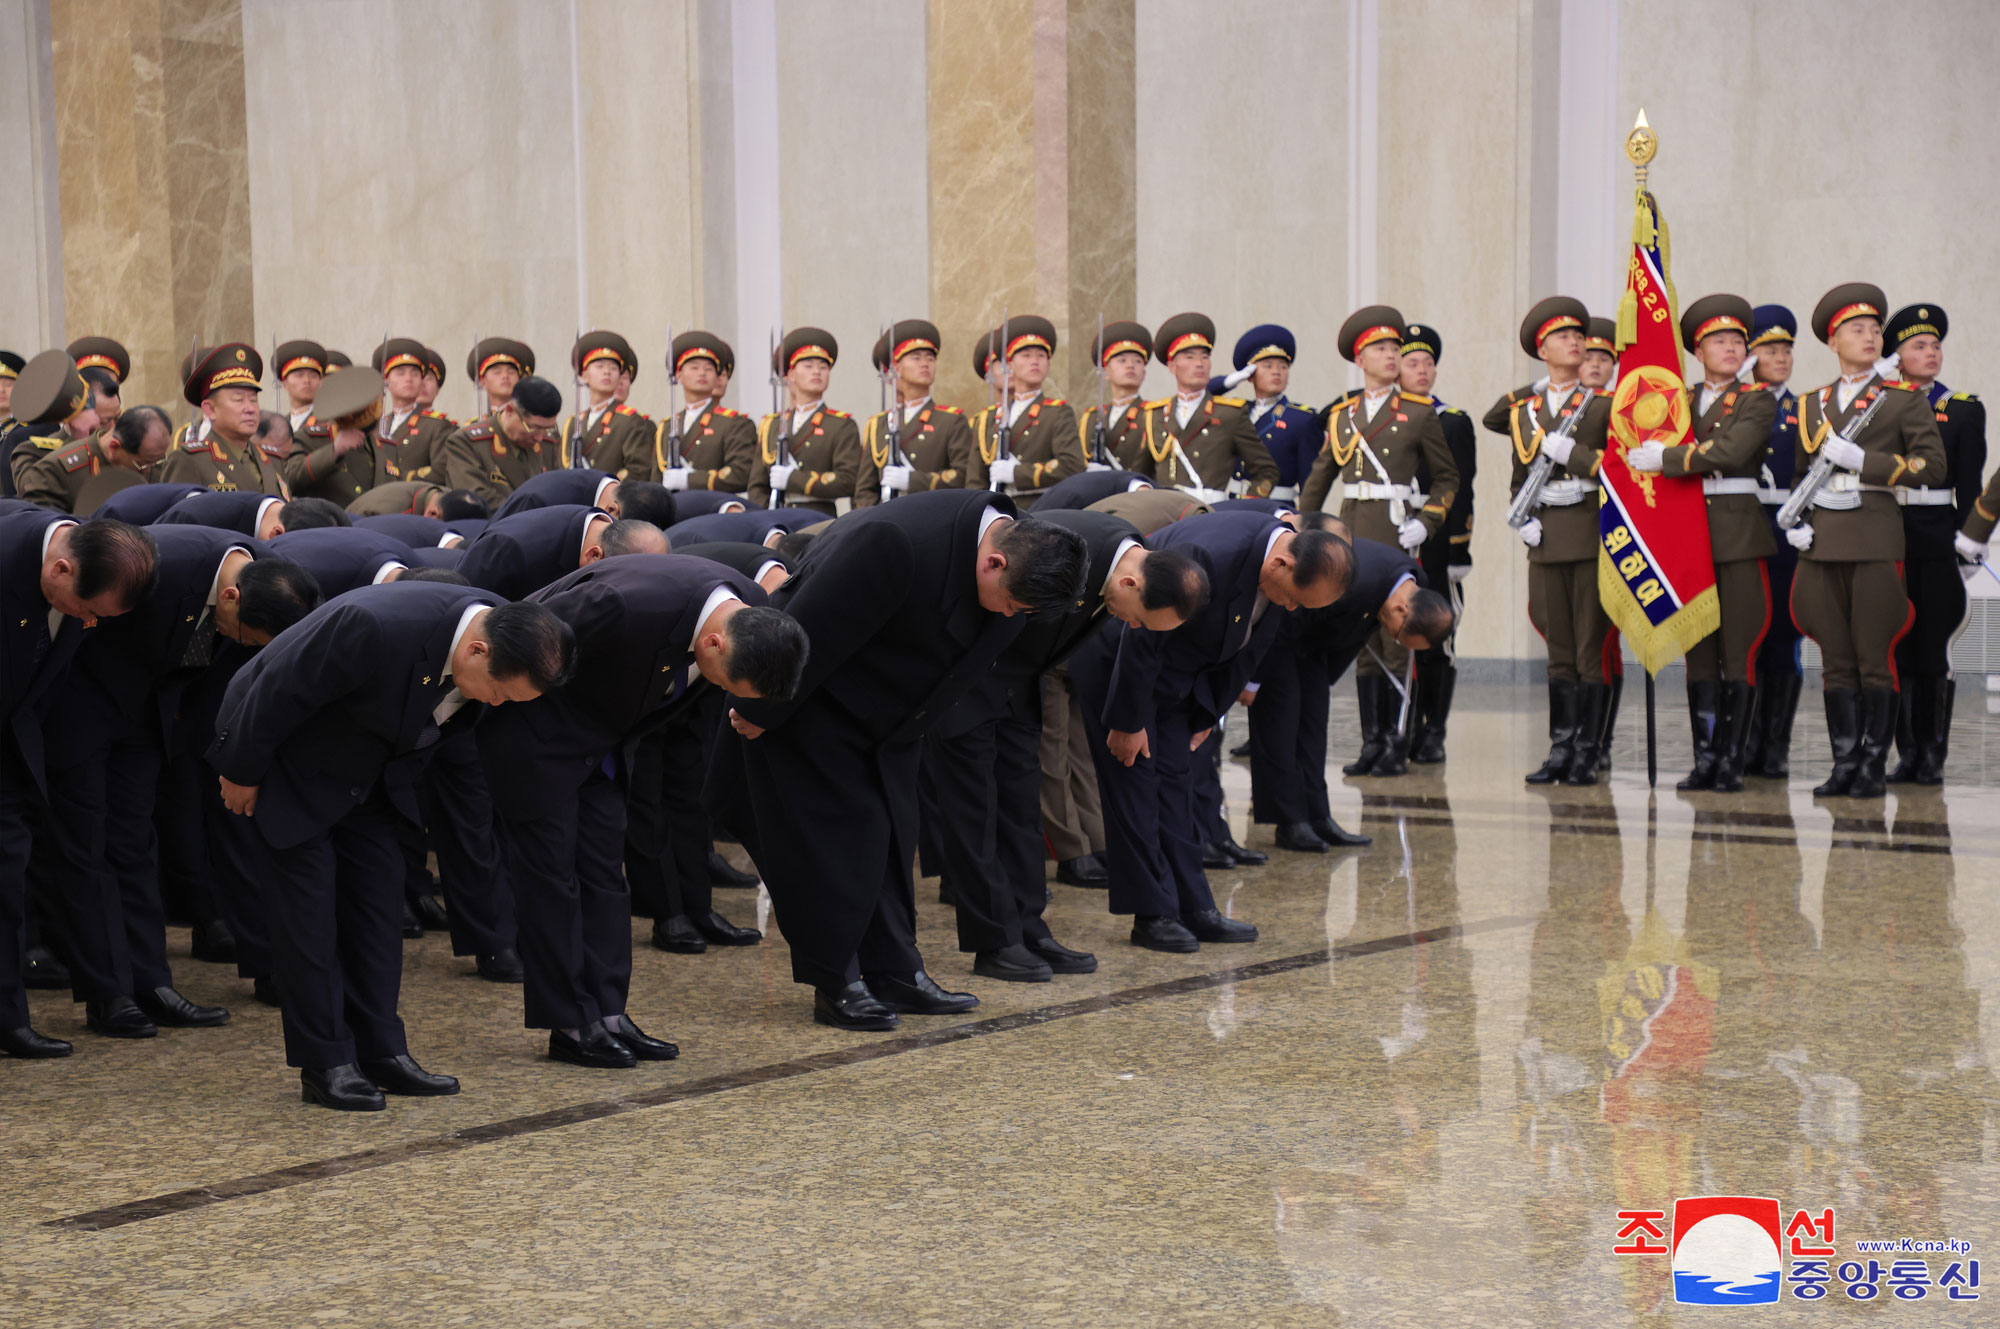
[[693, 910, 761, 946], [0, 1026, 72, 1058], [1222, 838, 1269, 867], [24, 945, 68, 990], [401, 900, 424, 939], [302, 1064, 386, 1111], [476, 949, 525, 983], [973, 944, 1054, 983], [650, 914, 707, 954], [134, 986, 230, 1027], [813, 981, 899, 1031], [190, 918, 236, 964], [1310, 816, 1372, 848], [1027, 935, 1097, 974], [1183, 908, 1258, 943], [1054, 855, 1109, 887], [605, 1013, 680, 1060], [549, 1021, 638, 1069], [413, 892, 449, 931], [85, 996, 157, 1039], [1274, 822, 1328, 853], [871, 970, 980, 1014], [361, 1054, 460, 1096], [1199, 842, 1234, 869], [1230, 739, 1253, 758], [252, 977, 281, 1007], [1131, 915, 1199, 953], [705, 849, 761, 888]]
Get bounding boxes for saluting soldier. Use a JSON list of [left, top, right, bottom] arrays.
[[1075, 321, 1152, 470], [1883, 304, 1984, 785], [3, 352, 104, 498], [1132, 312, 1277, 501], [1627, 294, 1777, 792], [17, 405, 171, 513], [1743, 305, 1806, 778], [1483, 296, 1616, 786], [750, 327, 861, 516], [1299, 306, 1457, 777], [1785, 283, 1946, 799], [969, 315, 1085, 500], [560, 331, 653, 479], [162, 343, 285, 495], [1212, 325, 1323, 502], [655, 331, 756, 494], [1397, 322, 1476, 764], [856, 318, 974, 506], [370, 338, 456, 484], [436, 374, 562, 508]]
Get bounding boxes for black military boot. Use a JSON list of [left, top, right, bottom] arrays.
[[1885, 681, 1926, 784], [1675, 681, 1722, 791], [1563, 683, 1609, 785], [1847, 688, 1898, 798], [1410, 661, 1455, 764], [1597, 671, 1623, 772], [1811, 690, 1863, 798], [1370, 674, 1410, 777], [1525, 680, 1578, 785], [1753, 672, 1803, 778], [1914, 678, 1954, 786], [1342, 675, 1387, 776], [1709, 682, 1754, 793]]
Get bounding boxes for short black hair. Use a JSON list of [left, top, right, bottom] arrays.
[[436, 489, 489, 521], [599, 518, 669, 557], [397, 566, 470, 586], [482, 601, 574, 693], [773, 530, 816, 563], [1139, 548, 1208, 619], [111, 405, 171, 454], [994, 516, 1089, 613], [617, 481, 675, 529], [723, 604, 809, 701], [235, 558, 323, 636], [1296, 510, 1347, 537], [80, 367, 120, 406], [1288, 528, 1352, 597], [1405, 587, 1456, 646], [69, 518, 157, 611], [512, 375, 562, 419], [280, 496, 351, 531]]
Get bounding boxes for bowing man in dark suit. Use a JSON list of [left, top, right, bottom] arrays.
[[926, 507, 1207, 981], [1068, 510, 1351, 952], [157, 491, 351, 539], [353, 512, 469, 549], [1034, 468, 1154, 512], [94, 482, 207, 526], [492, 467, 621, 520], [268, 526, 420, 597], [456, 503, 669, 601], [706, 489, 1088, 1031], [669, 540, 794, 591], [208, 583, 574, 1110], [0, 511, 156, 1058], [662, 487, 751, 521], [664, 507, 825, 548], [479, 555, 807, 1067]]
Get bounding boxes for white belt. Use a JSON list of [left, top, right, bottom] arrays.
[[1269, 485, 1298, 503], [1811, 473, 1893, 511], [1346, 481, 1426, 503], [1757, 487, 1791, 506], [1702, 477, 1761, 496], [1538, 478, 1599, 507], [1897, 488, 1955, 507]]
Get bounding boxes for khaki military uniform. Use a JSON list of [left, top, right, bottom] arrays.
[[1084, 486, 1211, 535], [1075, 399, 1148, 470], [750, 407, 862, 517], [283, 415, 375, 504], [347, 479, 441, 517], [1300, 389, 1459, 543], [374, 408, 455, 485], [14, 436, 137, 513], [560, 401, 655, 480], [162, 428, 287, 495], [854, 401, 974, 507], [1962, 446, 2000, 541], [436, 414, 556, 508], [1132, 394, 1278, 499], [654, 404, 757, 492], [8, 429, 69, 493], [967, 394, 1086, 501]]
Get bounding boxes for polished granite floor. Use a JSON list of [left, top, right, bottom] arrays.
[[3, 676, 1997, 1327]]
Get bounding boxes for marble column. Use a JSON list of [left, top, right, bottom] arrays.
[[50, 0, 251, 411]]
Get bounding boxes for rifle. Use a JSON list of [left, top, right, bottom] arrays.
[[569, 325, 586, 468], [879, 321, 909, 504], [1088, 311, 1114, 469], [767, 325, 791, 509], [663, 321, 683, 470], [990, 308, 1012, 492], [474, 331, 489, 421], [1506, 386, 1597, 529], [1777, 385, 1893, 530]]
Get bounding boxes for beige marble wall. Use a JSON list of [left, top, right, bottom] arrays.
[[0, 0, 64, 359]]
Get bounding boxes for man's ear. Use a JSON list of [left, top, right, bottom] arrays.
[[219, 584, 240, 606]]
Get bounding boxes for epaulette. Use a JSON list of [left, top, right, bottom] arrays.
[[305, 421, 333, 437], [421, 410, 452, 422], [465, 423, 495, 441], [714, 407, 740, 417], [1044, 398, 1066, 407], [1737, 380, 1768, 392], [30, 435, 61, 452], [615, 404, 639, 417], [1952, 391, 1980, 403], [1213, 396, 1246, 408], [1440, 405, 1466, 416], [825, 408, 850, 419], [1331, 388, 1362, 404], [1884, 380, 1920, 391], [181, 433, 212, 453], [1143, 397, 1170, 410], [1398, 391, 1431, 404], [939, 404, 963, 415], [57, 442, 91, 473]]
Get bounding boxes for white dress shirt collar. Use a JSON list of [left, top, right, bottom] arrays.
[[1100, 536, 1140, 600]]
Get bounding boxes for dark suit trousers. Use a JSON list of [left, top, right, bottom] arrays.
[[623, 694, 718, 921], [247, 784, 409, 1070], [154, 750, 224, 928], [1085, 703, 1218, 918], [1191, 726, 1228, 844], [416, 732, 517, 957], [928, 712, 1048, 953], [0, 739, 37, 1027], [206, 791, 273, 978], [1249, 632, 1333, 826], [497, 767, 632, 1031]]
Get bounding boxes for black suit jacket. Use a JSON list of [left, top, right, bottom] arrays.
[[207, 582, 507, 846], [455, 504, 605, 600], [1036, 469, 1152, 512], [493, 468, 616, 520], [354, 513, 455, 548], [1295, 537, 1423, 669], [665, 508, 824, 547], [269, 527, 416, 598], [1, 507, 92, 784], [668, 489, 750, 522], [95, 482, 207, 525], [155, 489, 277, 536], [670, 540, 793, 583]]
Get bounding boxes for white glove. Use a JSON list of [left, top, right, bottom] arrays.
[[1786, 525, 1814, 551], [1625, 441, 1666, 473], [882, 464, 912, 492], [1397, 518, 1427, 551], [1955, 531, 1988, 564], [1518, 518, 1543, 548], [1448, 564, 1471, 584], [660, 466, 691, 491], [1542, 432, 1576, 466], [1822, 437, 1865, 471], [768, 462, 798, 493], [1085, 460, 1113, 472], [1224, 364, 1256, 390], [989, 457, 1019, 486]]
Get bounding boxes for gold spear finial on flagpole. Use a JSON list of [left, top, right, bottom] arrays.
[[1625, 108, 1657, 186]]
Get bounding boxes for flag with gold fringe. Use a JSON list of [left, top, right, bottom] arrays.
[[1598, 185, 1720, 675]]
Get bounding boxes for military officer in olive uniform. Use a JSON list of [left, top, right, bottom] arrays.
[[1627, 294, 1778, 792], [1211, 325, 1323, 503], [969, 315, 1085, 500], [1075, 321, 1153, 470], [464, 338, 534, 416], [655, 331, 757, 494], [1784, 283, 1947, 799], [3, 351, 104, 498], [1882, 303, 1984, 785], [66, 336, 130, 394], [370, 338, 456, 485], [856, 319, 974, 506], [1743, 305, 1806, 779], [1132, 312, 1278, 500], [751, 328, 861, 516], [417, 345, 453, 421], [163, 343, 286, 495], [17, 405, 171, 513], [1483, 296, 1616, 786], [272, 339, 328, 457], [1398, 322, 1476, 764], [0, 349, 23, 428], [560, 331, 654, 479], [436, 373, 562, 507]]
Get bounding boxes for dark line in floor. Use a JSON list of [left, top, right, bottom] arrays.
[[51, 913, 1538, 1234], [1364, 805, 1981, 857]]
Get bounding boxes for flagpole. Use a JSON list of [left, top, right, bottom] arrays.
[[1645, 673, 1657, 789], [1628, 108, 1661, 791]]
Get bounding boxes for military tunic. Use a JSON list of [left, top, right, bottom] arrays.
[[161, 428, 286, 495], [559, 401, 655, 480], [347, 479, 441, 517], [14, 436, 136, 513], [1075, 398, 1148, 471], [1658, 381, 1778, 684], [7, 428, 68, 494], [374, 408, 456, 485], [653, 405, 757, 493], [282, 415, 375, 504], [749, 407, 862, 517], [436, 414, 556, 508], [854, 401, 975, 507], [1298, 389, 1458, 546], [1131, 393, 1277, 498], [969, 394, 1086, 496]]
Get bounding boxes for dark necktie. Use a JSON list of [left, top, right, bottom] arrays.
[[179, 610, 217, 669]]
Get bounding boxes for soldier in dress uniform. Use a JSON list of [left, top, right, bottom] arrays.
[[1882, 304, 1984, 785], [1132, 313, 1277, 502], [464, 338, 533, 416], [1742, 305, 1805, 779], [1627, 294, 1777, 792], [1483, 296, 1617, 786], [969, 315, 1085, 500], [1577, 317, 1628, 768], [750, 328, 861, 516], [1299, 306, 1457, 778], [1074, 321, 1152, 471], [1397, 323, 1476, 764], [162, 343, 285, 495], [436, 374, 562, 508], [560, 331, 653, 480], [370, 338, 456, 485], [856, 319, 974, 506], [1579, 319, 1618, 391], [325, 350, 352, 370], [67, 337, 129, 389], [655, 331, 756, 495], [271, 339, 326, 453], [16, 405, 171, 513], [1210, 325, 1323, 503], [1785, 283, 1946, 798], [417, 346, 452, 421], [0, 350, 22, 427], [281, 360, 385, 504], [3, 352, 104, 498]]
